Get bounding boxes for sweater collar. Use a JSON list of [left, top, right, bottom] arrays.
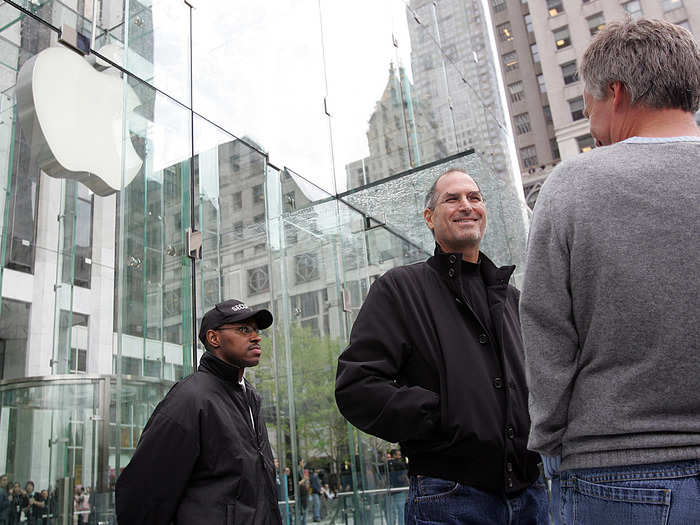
[[427, 244, 515, 287], [199, 351, 243, 383]]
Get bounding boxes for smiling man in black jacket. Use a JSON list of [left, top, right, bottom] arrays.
[[335, 169, 546, 524], [115, 299, 282, 525]]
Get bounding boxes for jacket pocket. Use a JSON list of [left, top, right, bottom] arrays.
[[226, 503, 235, 525]]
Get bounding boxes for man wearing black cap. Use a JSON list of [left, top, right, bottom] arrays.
[[115, 299, 282, 525]]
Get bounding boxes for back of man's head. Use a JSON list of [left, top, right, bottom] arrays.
[[581, 18, 700, 112]]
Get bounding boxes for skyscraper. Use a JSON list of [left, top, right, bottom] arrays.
[[407, 0, 517, 184]]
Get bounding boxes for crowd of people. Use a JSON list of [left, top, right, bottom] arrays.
[[0, 476, 93, 525], [0, 476, 52, 525], [273, 452, 409, 524]]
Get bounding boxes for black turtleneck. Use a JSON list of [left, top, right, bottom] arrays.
[[460, 258, 493, 336], [199, 351, 243, 382]]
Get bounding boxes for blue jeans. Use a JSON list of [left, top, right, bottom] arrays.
[[405, 475, 548, 524], [311, 493, 321, 521], [389, 491, 406, 525], [559, 459, 700, 524]]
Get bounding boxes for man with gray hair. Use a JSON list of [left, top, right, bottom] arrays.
[[521, 18, 700, 524], [336, 169, 546, 524]]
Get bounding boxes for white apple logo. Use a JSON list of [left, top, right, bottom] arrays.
[[16, 45, 143, 196]]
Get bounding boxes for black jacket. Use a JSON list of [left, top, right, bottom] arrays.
[[115, 352, 282, 525], [335, 248, 540, 494]]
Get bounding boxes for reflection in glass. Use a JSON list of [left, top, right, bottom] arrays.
[[0, 1, 534, 522]]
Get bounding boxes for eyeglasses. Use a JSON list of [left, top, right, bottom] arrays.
[[216, 325, 263, 337]]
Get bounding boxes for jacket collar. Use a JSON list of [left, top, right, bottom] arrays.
[[426, 244, 515, 287], [199, 351, 243, 384]]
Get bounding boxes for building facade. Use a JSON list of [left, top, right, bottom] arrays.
[[529, 0, 699, 160]]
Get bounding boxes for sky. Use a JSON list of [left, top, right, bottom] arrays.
[[183, 0, 414, 194]]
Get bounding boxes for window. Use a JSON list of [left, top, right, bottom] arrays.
[[252, 184, 264, 204], [497, 22, 513, 42], [508, 81, 525, 102], [59, 311, 88, 374], [577, 134, 595, 153], [520, 145, 538, 168], [514, 113, 532, 134], [203, 278, 219, 306], [569, 96, 585, 121], [284, 191, 296, 212], [561, 60, 578, 85], [502, 51, 519, 72], [546, 0, 563, 17], [537, 74, 547, 93], [62, 182, 93, 288], [530, 43, 540, 64], [551, 138, 561, 160], [587, 13, 605, 36], [230, 191, 242, 211], [5, 160, 40, 274], [623, 1, 642, 19], [662, 0, 683, 12], [232, 221, 243, 239], [291, 291, 320, 319], [524, 14, 533, 34], [492, 0, 506, 13], [121, 356, 142, 376], [164, 324, 181, 345], [543, 105, 553, 124], [553, 26, 571, 49], [295, 253, 320, 284], [230, 154, 240, 171], [247, 266, 270, 295]]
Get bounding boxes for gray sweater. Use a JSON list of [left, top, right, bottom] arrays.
[[520, 137, 700, 470]]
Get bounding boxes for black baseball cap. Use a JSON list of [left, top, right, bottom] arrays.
[[198, 299, 273, 346]]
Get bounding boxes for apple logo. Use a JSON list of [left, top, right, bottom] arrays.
[[16, 45, 143, 196]]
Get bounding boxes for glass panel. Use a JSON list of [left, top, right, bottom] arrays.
[[341, 151, 529, 283], [0, 299, 30, 380], [268, 173, 352, 521], [90, 0, 192, 104], [193, 115, 269, 355], [116, 74, 193, 380], [0, 2, 535, 523], [192, 1, 335, 193]]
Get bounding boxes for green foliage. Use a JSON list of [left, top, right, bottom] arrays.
[[253, 323, 349, 466]]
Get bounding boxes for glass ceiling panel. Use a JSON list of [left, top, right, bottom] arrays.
[[338, 149, 530, 283]]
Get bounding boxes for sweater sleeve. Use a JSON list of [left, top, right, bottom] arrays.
[[335, 276, 440, 443], [115, 410, 199, 524], [520, 182, 579, 456]]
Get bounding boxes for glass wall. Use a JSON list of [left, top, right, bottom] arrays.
[[0, 0, 530, 522]]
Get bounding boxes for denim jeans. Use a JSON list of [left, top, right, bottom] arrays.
[[559, 459, 700, 525], [405, 475, 548, 524], [311, 493, 321, 521], [388, 491, 406, 525]]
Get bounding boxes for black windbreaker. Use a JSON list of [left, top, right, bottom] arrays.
[[115, 352, 282, 525], [335, 247, 540, 494]]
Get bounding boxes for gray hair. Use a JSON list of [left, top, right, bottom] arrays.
[[580, 18, 700, 112], [424, 169, 480, 210]]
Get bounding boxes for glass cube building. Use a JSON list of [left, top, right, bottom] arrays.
[[0, 0, 530, 522]]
